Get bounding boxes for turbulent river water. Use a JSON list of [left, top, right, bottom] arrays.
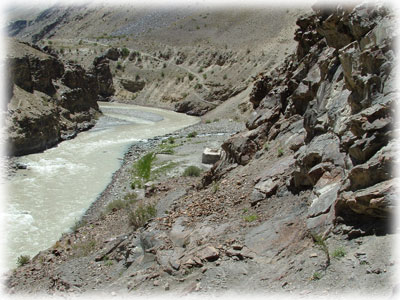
[[4, 102, 199, 269]]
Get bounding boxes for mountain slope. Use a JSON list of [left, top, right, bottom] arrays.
[[6, 4, 309, 119], [6, 3, 398, 297]]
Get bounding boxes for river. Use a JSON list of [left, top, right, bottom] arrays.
[[3, 102, 199, 270]]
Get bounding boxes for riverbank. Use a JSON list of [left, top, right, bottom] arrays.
[[82, 117, 245, 224], [4, 102, 200, 271], [5, 116, 247, 294]]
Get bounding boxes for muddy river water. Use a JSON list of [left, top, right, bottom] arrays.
[[4, 102, 198, 269]]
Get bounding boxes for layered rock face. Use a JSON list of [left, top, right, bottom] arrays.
[[209, 3, 397, 235], [5, 39, 114, 156]]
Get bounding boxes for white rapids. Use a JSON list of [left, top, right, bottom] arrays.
[[3, 102, 199, 269]]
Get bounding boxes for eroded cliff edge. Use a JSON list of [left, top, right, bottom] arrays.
[[4, 39, 114, 156]]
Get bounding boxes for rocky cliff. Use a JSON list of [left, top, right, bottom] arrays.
[[5, 39, 114, 156], [208, 2, 397, 236]]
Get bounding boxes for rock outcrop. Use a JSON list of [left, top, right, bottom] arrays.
[[5, 39, 115, 156], [208, 3, 397, 236]]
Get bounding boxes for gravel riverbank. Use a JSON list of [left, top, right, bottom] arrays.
[[81, 118, 245, 225]]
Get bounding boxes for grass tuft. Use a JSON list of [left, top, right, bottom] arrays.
[[17, 255, 30, 267], [332, 247, 346, 258], [129, 203, 157, 230], [243, 215, 258, 222], [183, 165, 202, 177]]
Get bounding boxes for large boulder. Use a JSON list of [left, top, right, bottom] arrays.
[[174, 98, 216, 116], [120, 78, 146, 93]]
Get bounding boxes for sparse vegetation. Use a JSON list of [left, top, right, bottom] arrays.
[[106, 199, 126, 212], [311, 271, 323, 280], [131, 152, 156, 187], [17, 255, 30, 267], [212, 181, 219, 194], [70, 219, 87, 233], [121, 47, 130, 58], [183, 165, 202, 177], [311, 233, 330, 269], [157, 141, 178, 154], [106, 192, 137, 213], [243, 214, 258, 222], [152, 161, 179, 178], [277, 148, 284, 157], [73, 239, 96, 257], [129, 203, 157, 229], [187, 131, 197, 138], [223, 74, 227, 80], [332, 247, 346, 258]]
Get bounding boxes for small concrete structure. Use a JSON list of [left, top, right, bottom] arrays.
[[202, 147, 221, 164]]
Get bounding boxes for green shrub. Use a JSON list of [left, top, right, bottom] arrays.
[[132, 152, 156, 183], [277, 148, 284, 157], [183, 165, 202, 177], [332, 247, 346, 258], [106, 199, 126, 212], [167, 136, 175, 144], [121, 47, 130, 58], [223, 74, 227, 80], [202, 73, 207, 80], [129, 203, 157, 229], [17, 255, 30, 267], [187, 131, 197, 138], [188, 73, 194, 81], [131, 179, 142, 190]]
